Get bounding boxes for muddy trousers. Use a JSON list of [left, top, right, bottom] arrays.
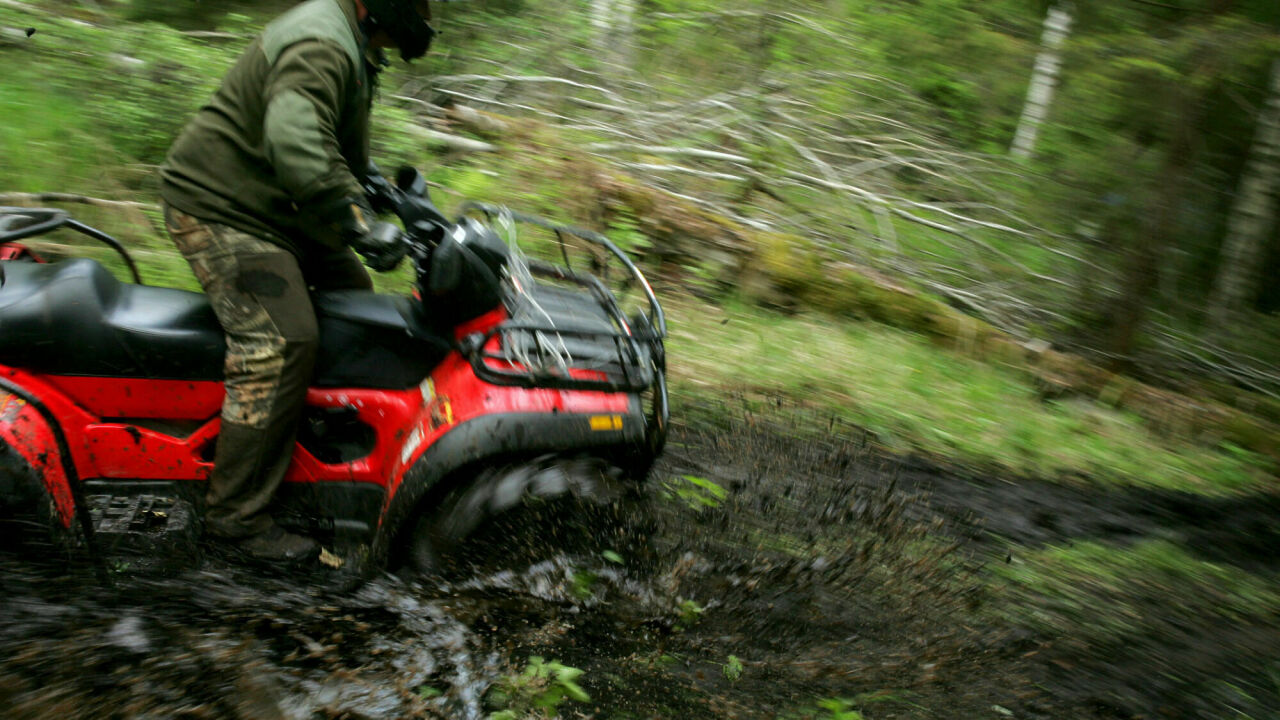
[[164, 205, 371, 539]]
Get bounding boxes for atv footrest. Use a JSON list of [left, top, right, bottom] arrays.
[[88, 494, 198, 561]]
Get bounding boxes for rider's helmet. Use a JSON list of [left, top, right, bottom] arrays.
[[362, 0, 438, 61]]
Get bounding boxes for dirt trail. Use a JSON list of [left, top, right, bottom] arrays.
[[0, 408, 1277, 719]]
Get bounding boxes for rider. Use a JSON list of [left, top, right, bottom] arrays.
[[158, 0, 438, 561]]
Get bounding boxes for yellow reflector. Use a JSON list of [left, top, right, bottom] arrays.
[[589, 414, 623, 431]]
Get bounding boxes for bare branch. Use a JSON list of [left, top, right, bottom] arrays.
[[586, 143, 753, 165], [179, 31, 247, 40], [616, 163, 747, 182], [403, 125, 498, 153], [0, 192, 157, 210], [430, 74, 629, 104]]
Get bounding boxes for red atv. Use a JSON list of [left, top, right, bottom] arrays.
[[0, 167, 667, 577]]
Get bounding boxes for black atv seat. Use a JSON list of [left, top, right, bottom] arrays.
[[0, 258, 452, 388]]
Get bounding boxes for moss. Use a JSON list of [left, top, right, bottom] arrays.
[[755, 232, 821, 294], [1221, 414, 1280, 463], [1197, 380, 1280, 428]]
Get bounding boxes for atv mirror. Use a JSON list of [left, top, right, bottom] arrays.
[[396, 166, 428, 199]]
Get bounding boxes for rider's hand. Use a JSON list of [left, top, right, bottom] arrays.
[[329, 195, 408, 272], [351, 220, 408, 272]]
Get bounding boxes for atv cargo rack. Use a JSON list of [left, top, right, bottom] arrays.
[[0, 207, 142, 283], [457, 202, 667, 401]]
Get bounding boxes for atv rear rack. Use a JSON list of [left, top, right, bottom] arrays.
[[0, 207, 143, 283]]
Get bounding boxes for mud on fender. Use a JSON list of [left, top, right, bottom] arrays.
[[376, 409, 649, 562], [0, 385, 77, 529]]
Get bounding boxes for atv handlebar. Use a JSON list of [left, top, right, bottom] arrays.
[[362, 164, 450, 256]]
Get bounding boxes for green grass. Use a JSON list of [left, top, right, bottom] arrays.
[[0, 70, 116, 193], [993, 539, 1280, 717], [666, 295, 1276, 493], [996, 539, 1280, 651]]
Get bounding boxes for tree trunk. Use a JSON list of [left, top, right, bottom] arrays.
[[1108, 93, 1202, 368], [1207, 58, 1280, 326], [1010, 3, 1073, 160], [590, 0, 635, 70]]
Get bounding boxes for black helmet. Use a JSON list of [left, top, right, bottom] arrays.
[[362, 0, 437, 61]]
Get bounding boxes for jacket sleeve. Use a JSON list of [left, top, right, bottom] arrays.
[[262, 40, 365, 244]]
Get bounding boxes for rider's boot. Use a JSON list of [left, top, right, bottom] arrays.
[[204, 420, 319, 562], [233, 524, 319, 561]]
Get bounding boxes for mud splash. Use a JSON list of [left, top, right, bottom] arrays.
[[1, 406, 1277, 719]]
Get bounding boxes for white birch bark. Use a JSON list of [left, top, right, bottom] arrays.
[[590, 0, 635, 69], [1010, 4, 1073, 160], [1208, 58, 1280, 325]]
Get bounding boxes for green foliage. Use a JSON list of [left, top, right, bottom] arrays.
[[125, 0, 293, 29], [603, 208, 649, 254], [486, 656, 591, 719], [1031, 0, 1280, 333], [722, 654, 744, 682], [998, 539, 1280, 647], [673, 599, 704, 632], [781, 691, 907, 720], [815, 698, 864, 720], [661, 474, 728, 509], [371, 103, 437, 170], [668, 297, 1275, 491], [5, 9, 239, 166], [0, 69, 119, 192], [570, 570, 597, 600]]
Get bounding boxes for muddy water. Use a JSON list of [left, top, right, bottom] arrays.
[[1, 409, 1277, 719]]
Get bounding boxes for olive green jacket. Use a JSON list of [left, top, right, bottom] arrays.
[[160, 0, 376, 255]]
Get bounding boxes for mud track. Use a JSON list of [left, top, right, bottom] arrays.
[[0, 405, 1277, 719]]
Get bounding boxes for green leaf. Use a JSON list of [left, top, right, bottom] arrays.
[[723, 654, 744, 682], [561, 680, 591, 703]]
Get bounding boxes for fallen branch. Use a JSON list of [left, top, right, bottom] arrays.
[[586, 143, 753, 165], [616, 162, 748, 182], [0, 192, 157, 211], [430, 74, 628, 104], [444, 104, 511, 138], [179, 31, 247, 40], [403, 126, 497, 154]]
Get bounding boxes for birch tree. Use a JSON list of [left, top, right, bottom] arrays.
[[590, 0, 635, 70], [1208, 58, 1280, 327], [1010, 3, 1072, 159]]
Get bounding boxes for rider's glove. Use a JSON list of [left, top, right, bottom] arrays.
[[352, 220, 407, 272], [332, 195, 409, 272]]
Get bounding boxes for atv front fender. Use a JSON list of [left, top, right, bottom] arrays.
[[0, 380, 76, 528], [372, 408, 648, 564]]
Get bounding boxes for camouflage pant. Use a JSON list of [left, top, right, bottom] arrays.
[[164, 204, 370, 538]]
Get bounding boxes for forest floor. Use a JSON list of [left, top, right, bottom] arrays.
[[1, 402, 1277, 720]]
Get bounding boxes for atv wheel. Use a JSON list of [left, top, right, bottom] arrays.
[[408, 455, 652, 578]]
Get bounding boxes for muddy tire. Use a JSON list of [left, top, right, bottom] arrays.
[[408, 455, 652, 577], [0, 440, 78, 556]]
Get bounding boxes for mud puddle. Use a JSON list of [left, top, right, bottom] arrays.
[[1, 408, 1277, 719]]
